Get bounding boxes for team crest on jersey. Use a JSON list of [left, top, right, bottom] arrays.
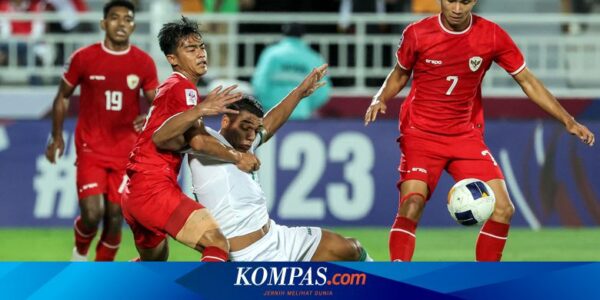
[[127, 74, 140, 90], [185, 89, 198, 105], [469, 56, 483, 72]]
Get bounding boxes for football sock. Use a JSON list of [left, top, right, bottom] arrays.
[[201, 246, 228, 262], [73, 216, 97, 256], [476, 219, 510, 261], [358, 247, 374, 262], [389, 216, 418, 262], [95, 231, 121, 261]]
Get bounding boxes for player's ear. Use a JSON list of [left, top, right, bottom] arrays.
[[100, 19, 106, 31], [166, 54, 178, 67], [221, 114, 230, 129]]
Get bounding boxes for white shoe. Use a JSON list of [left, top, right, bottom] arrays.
[[71, 247, 88, 262]]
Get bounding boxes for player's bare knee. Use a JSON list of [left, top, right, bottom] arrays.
[[400, 196, 425, 219], [493, 202, 515, 221], [80, 209, 103, 227]]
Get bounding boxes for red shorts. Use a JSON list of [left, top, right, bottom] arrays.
[[398, 127, 504, 199], [121, 172, 204, 249], [76, 151, 128, 204]]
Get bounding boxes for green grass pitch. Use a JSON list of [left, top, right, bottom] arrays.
[[0, 227, 598, 261]]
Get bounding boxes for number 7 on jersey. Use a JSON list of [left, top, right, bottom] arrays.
[[446, 76, 459, 95]]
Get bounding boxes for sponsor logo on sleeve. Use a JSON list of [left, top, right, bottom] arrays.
[[185, 89, 198, 106]]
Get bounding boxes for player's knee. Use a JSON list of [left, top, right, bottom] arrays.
[[493, 201, 515, 221], [199, 229, 229, 252], [399, 194, 425, 219], [80, 208, 103, 227]]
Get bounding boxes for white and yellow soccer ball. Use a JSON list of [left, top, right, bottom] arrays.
[[447, 178, 496, 226]]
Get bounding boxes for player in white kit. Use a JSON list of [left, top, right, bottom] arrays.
[[188, 65, 373, 261]]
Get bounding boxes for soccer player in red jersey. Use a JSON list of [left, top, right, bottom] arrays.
[[122, 16, 259, 262], [364, 0, 595, 262], [45, 0, 159, 262]]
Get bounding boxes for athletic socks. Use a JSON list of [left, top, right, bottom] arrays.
[[201, 246, 228, 262], [358, 247, 374, 262], [95, 231, 121, 261], [389, 216, 418, 262], [476, 219, 510, 261], [73, 216, 97, 257]]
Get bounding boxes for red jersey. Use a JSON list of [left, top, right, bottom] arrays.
[[127, 72, 200, 180], [397, 14, 525, 135], [63, 42, 159, 158]]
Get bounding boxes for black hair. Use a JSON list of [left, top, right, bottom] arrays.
[[103, 0, 135, 19], [282, 23, 305, 37], [158, 16, 203, 56], [228, 94, 265, 118]]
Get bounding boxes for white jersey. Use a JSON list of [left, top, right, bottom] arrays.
[[188, 127, 269, 238]]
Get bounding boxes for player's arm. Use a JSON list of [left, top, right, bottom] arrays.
[[185, 124, 260, 173], [364, 64, 411, 126], [133, 89, 158, 132], [513, 68, 594, 146], [45, 79, 76, 163], [152, 85, 241, 149], [261, 64, 328, 142]]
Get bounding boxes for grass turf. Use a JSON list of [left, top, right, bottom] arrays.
[[0, 227, 598, 261]]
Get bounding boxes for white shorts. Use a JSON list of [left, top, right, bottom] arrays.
[[229, 220, 322, 262]]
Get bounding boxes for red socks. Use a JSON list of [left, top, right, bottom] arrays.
[[389, 216, 418, 262], [95, 231, 121, 261], [201, 246, 228, 262], [73, 216, 97, 256], [476, 219, 510, 261]]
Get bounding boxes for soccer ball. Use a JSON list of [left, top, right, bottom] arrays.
[[447, 178, 496, 226]]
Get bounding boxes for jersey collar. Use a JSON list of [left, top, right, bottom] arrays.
[[438, 13, 473, 35], [101, 41, 131, 55]]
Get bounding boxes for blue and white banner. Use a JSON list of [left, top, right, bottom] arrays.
[[0, 262, 600, 299], [0, 119, 598, 227]]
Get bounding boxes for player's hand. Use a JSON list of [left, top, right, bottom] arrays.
[[566, 119, 595, 146], [133, 114, 147, 133], [364, 98, 387, 126], [45, 135, 65, 164], [235, 152, 261, 173], [196, 85, 242, 117], [297, 64, 328, 98]]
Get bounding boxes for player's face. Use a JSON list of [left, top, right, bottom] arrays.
[[171, 35, 208, 77], [101, 6, 135, 45], [221, 111, 263, 152], [440, 0, 477, 29]]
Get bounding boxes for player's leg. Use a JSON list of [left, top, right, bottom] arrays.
[[166, 198, 229, 262], [391, 132, 446, 262], [73, 154, 108, 261], [136, 239, 169, 261], [73, 194, 104, 261], [447, 134, 513, 261], [477, 179, 514, 261], [94, 172, 127, 261], [310, 230, 372, 261]]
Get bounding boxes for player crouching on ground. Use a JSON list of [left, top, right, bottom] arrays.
[[188, 65, 373, 261]]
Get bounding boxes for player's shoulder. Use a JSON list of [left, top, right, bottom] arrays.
[[129, 45, 154, 60], [157, 73, 195, 96], [70, 42, 102, 59], [406, 15, 438, 31], [472, 14, 500, 30]]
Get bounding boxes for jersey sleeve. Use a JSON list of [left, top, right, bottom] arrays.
[[62, 50, 83, 87], [493, 24, 526, 76], [141, 54, 159, 92], [396, 24, 418, 71], [166, 82, 198, 116]]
